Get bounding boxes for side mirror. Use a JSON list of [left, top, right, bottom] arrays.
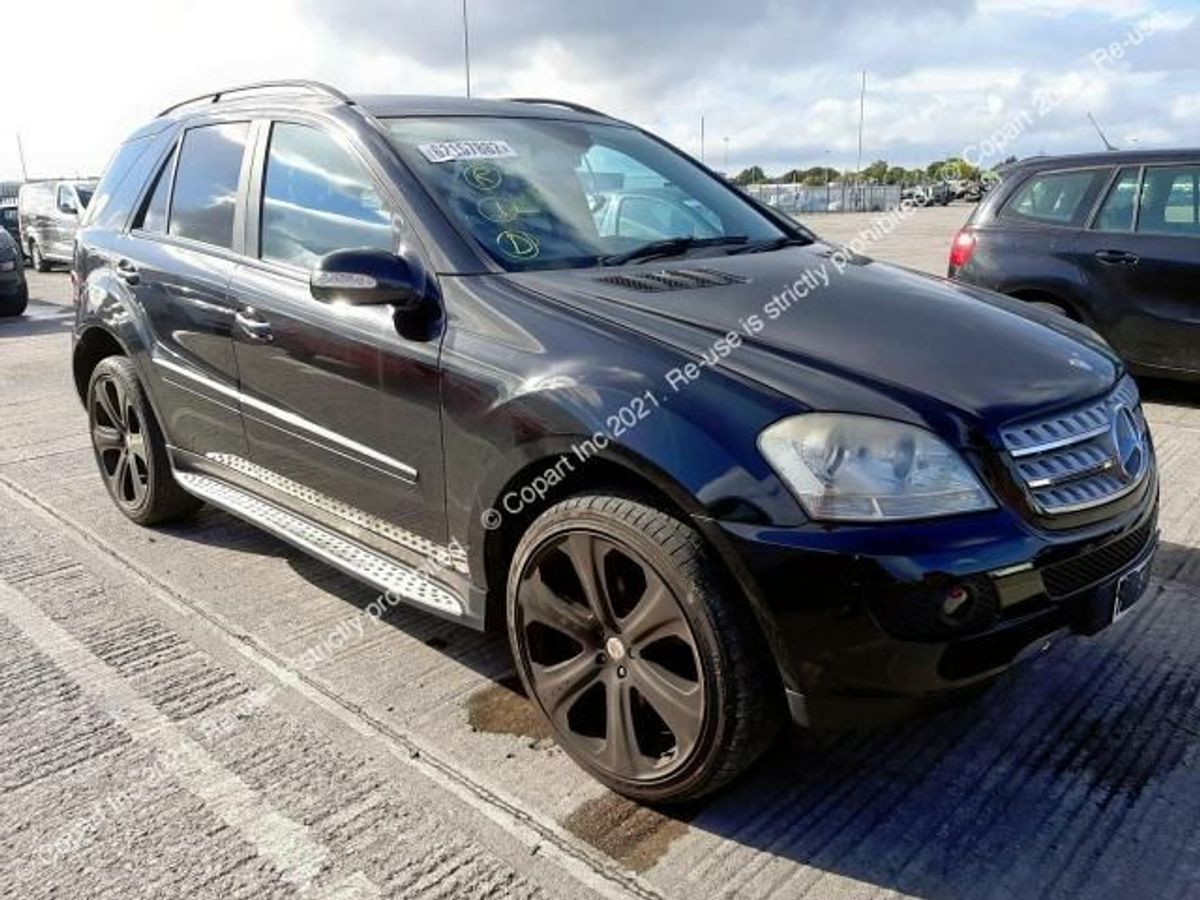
[[310, 248, 429, 310], [59, 201, 78, 216]]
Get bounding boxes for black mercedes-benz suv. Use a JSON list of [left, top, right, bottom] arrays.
[[73, 81, 1159, 802]]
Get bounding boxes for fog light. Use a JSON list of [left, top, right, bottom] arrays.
[[941, 584, 973, 622]]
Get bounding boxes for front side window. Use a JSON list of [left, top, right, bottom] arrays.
[[76, 185, 95, 209], [1137, 166, 1200, 236], [1093, 167, 1140, 232], [383, 116, 785, 271], [169, 122, 250, 249], [260, 122, 394, 268], [1003, 169, 1105, 226]]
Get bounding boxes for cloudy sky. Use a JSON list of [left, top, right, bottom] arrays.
[[2, 0, 1196, 182]]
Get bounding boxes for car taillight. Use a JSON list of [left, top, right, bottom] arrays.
[[948, 229, 976, 272]]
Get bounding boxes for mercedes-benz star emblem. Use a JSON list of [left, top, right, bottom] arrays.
[[1111, 405, 1144, 483]]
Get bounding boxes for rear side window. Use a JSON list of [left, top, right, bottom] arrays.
[[169, 122, 250, 249], [1093, 167, 1140, 232], [259, 122, 393, 268], [1137, 166, 1200, 237], [1002, 169, 1105, 226]]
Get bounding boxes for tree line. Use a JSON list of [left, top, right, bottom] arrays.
[[730, 156, 1018, 186]]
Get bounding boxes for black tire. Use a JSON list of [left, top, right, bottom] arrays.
[[0, 283, 27, 318], [30, 241, 49, 273], [87, 356, 201, 525], [506, 494, 783, 803]]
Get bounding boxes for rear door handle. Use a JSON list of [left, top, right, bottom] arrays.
[[234, 308, 274, 342], [115, 258, 140, 285], [1094, 249, 1139, 267]]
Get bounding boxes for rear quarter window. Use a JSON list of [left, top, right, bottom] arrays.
[[85, 133, 170, 230], [1000, 168, 1108, 227]]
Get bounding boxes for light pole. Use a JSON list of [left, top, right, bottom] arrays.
[[723, 136, 729, 172], [462, 0, 472, 98]]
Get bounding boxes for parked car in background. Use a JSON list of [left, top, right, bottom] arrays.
[[74, 82, 1158, 802], [0, 228, 28, 316], [900, 181, 952, 207], [1, 202, 20, 251], [18, 178, 98, 271], [949, 150, 1200, 380]]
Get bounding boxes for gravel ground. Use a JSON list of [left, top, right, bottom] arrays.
[[3, 241, 1200, 899]]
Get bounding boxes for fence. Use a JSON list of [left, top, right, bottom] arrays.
[[743, 181, 904, 214]]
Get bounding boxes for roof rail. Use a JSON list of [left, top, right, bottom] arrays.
[[157, 80, 353, 118], [506, 97, 609, 118]]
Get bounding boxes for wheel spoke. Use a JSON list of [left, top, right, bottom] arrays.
[[127, 454, 147, 505], [112, 450, 132, 502], [92, 425, 124, 453], [602, 674, 644, 774], [125, 431, 148, 465], [521, 572, 596, 646], [94, 380, 122, 430], [621, 576, 689, 649], [629, 658, 703, 756], [563, 533, 614, 628], [534, 652, 601, 721]]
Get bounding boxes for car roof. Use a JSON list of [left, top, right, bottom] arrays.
[[353, 94, 617, 124], [1006, 149, 1200, 172]]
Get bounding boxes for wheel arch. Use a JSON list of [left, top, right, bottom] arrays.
[[72, 326, 131, 404]]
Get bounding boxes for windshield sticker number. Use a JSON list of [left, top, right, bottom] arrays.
[[419, 140, 517, 164]]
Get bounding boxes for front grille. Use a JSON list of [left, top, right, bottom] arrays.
[[999, 376, 1150, 515], [1041, 516, 1156, 598], [593, 267, 750, 293]]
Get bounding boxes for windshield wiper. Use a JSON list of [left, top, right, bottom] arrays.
[[724, 235, 813, 255], [601, 235, 749, 267]]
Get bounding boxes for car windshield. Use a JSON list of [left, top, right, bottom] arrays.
[[75, 186, 95, 208], [384, 116, 787, 271]]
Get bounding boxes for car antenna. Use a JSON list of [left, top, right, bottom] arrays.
[[1087, 112, 1119, 152]]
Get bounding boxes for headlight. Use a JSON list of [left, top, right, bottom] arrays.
[[758, 414, 995, 522]]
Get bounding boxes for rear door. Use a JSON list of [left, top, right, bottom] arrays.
[[52, 184, 80, 259], [1074, 163, 1200, 372], [228, 117, 447, 555], [125, 119, 252, 457]]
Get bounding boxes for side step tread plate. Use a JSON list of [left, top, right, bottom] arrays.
[[175, 472, 464, 618]]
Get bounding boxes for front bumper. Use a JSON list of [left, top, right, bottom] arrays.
[[717, 463, 1160, 729]]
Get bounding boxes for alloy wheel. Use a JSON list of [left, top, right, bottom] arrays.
[[90, 374, 150, 510], [515, 531, 706, 782]]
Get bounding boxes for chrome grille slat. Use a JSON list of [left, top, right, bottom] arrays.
[[1000, 376, 1150, 516]]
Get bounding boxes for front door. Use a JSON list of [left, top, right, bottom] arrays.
[[229, 119, 447, 556], [1074, 163, 1200, 372]]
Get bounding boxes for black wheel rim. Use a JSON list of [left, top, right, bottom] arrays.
[[91, 375, 149, 510], [516, 531, 706, 782]]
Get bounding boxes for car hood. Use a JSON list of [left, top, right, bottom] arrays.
[[508, 243, 1122, 442]]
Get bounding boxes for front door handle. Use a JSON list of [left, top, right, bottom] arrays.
[[115, 258, 140, 285], [1094, 249, 1139, 267], [234, 308, 274, 342]]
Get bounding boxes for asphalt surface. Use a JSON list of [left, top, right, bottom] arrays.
[[4, 223, 1200, 899]]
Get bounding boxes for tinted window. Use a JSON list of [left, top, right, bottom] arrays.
[[84, 137, 156, 228], [134, 147, 176, 234], [169, 122, 249, 249], [1138, 166, 1200, 236], [260, 123, 393, 268], [1004, 170, 1103, 225], [1, 208, 16, 225], [1093, 167, 1140, 232], [76, 186, 94, 208]]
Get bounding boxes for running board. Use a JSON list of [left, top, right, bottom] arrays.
[[175, 472, 465, 619]]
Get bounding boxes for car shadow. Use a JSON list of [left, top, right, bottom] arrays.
[[1137, 375, 1200, 411], [0, 299, 74, 340]]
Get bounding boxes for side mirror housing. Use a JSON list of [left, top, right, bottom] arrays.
[[310, 248, 429, 310], [59, 202, 78, 216]]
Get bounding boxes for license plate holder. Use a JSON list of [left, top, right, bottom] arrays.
[[1112, 552, 1154, 623]]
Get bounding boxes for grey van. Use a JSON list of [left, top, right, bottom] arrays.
[[18, 179, 97, 271]]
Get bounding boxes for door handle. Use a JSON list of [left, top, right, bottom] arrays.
[[1094, 249, 1139, 267], [115, 258, 140, 285], [234, 308, 274, 342]]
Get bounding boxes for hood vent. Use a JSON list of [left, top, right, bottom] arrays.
[[593, 267, 751, 293]]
